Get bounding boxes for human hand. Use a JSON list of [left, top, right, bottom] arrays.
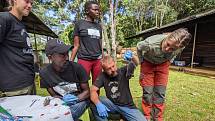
[[62, 94, 79, 105], [96, 102, 110, 118], [124, 50, 133, 61]]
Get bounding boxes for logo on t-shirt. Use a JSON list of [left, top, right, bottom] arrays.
[[87, 28, 100, 39], [21, 29, 27, 36], [56, 39, 64, 45], [21, 29, 33, 55], [108, 81, 120, 99], [26, 37, 31, 47], [53, 82, 79, 96]]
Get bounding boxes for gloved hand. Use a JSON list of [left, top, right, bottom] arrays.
[[96, 102, 110, 118], [62, 94, 79, 105], [124, 50, 133, 61]]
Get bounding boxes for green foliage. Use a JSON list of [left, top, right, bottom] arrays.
[[33, 0, 84, 34], [169, 0, 215, 19], [59, 24, 74, 44], [165, 71, 215, 120], [32, 0, 215, 49], [29, 34, 46, 50]]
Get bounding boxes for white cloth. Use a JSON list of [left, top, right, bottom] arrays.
[[0, 95, 73, 121]]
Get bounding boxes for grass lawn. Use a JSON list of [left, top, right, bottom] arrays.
[[36, 64, 215, 121]]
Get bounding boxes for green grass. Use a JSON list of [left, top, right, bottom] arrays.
[[36, 63, 215, 121], [165, 71, 215, 121]]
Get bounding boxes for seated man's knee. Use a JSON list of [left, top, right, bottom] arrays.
[[70, 100, 90, 120]]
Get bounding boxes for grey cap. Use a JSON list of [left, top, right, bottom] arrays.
[[45, 38, 73, 56]]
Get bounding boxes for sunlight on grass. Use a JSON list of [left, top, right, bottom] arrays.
[[129, 65, 215, 121], [165, 71, 215, 121]]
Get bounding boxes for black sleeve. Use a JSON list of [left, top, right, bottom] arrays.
[[0, 14, 7, 43], [93, 73, 104, 88], [121, 62, 136, 79], [40, 74, 47, 88], [73, 21, 80, 37], [76, 64, 89, 83], [39, 72, 49, 88]]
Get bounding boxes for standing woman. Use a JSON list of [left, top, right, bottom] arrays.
[[71, 1, 102, 83], [0, 0, 35, 97], [137, 28, 191, 121]]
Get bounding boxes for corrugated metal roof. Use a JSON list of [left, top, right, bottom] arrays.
[[22, 12, 58, 38]]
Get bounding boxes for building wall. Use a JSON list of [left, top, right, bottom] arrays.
[[180, 21, 215, 68]]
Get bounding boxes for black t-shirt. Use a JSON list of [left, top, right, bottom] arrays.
[[94, 62, 137, 108], [39, 61, 89, 96], [73, 20, 102, 60], [0, 12, 34, 91]]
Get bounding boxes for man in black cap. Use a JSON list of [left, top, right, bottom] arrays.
[[39, 39, 90, 121]]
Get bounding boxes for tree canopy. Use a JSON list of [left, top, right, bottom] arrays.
[[32, 0, 215, 55]]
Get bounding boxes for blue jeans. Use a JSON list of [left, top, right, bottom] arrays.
[[92, 97, 147, 121], [69, 100, 89, 121]]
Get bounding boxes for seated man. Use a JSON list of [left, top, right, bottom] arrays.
[[90, 52, 147, 121], [39, 39, 90, 121]]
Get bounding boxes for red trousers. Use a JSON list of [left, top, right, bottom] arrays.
[[140, 60, 170, 121], [78, 59, 102, 82]]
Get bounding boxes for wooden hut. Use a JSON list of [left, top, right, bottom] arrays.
[[126, 9, 215, 69]]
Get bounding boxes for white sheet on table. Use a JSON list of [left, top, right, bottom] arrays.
[[0, 95, 73, 121]]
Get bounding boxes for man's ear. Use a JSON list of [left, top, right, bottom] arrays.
[[86, 10, 89, 14]]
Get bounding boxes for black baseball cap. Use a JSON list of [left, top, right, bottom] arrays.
[[45, 38, 73, 56]]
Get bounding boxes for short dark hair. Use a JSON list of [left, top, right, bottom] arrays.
[[84, 1, 99, 14]]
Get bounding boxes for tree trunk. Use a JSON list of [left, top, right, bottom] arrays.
[[109, 0, 116, 59], [98, 0, 111, 54], [160, 0, 169, 26], [101, 22, 111, 54], [155, 0, 158, 27]]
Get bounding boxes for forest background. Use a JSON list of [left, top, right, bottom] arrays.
[[32, 0, 215, 58]]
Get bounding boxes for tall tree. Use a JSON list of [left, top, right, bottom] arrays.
[[169, 0, 215, 19], [32, 0, 215, 50], [109, 0, 118, 59], [98, 0, 111, 54]]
